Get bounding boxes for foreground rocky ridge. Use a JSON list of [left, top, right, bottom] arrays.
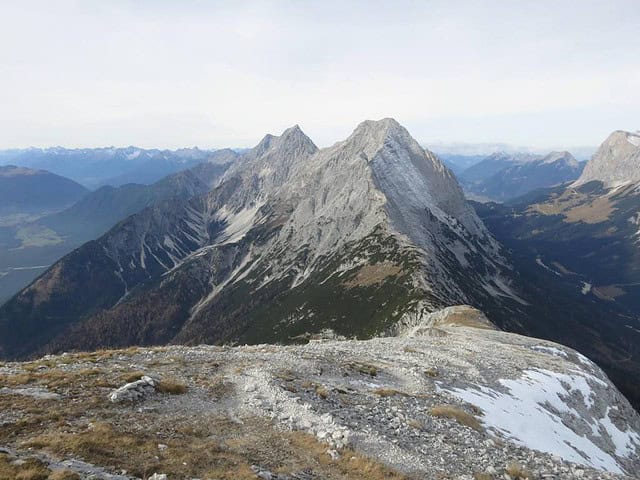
[[1, 307, 639, 480]]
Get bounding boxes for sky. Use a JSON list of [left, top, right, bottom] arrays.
[[0, 0, 638, 151]]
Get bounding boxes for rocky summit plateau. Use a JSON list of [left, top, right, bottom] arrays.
[[1, 307, 639, 480]]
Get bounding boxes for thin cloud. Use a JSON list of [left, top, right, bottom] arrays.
[[0, 0, 638, 149]]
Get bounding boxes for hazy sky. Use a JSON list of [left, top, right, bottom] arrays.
[[1, 0, 638, 150]]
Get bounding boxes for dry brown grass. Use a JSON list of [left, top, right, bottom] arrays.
[[343, 261, 403, 288], [120, 371, 145, 383], [23, 422, 253, 479], [430, 307, 496, 330], [406, 419, 423, 430], [274, 369, 297, 382], [372, 388, 407, 397], [315, 385, 329, 399], [430, 405, 483, 432], [0, 372, 33, 386], [529, 189, 616, 225], [424, 367, 439, 378], [505, 462, 532, 479], [0, 454, 50, 480], [473, 473, 494, 480], [592, 285, 626, 300], [348, 362, 378, 377], [157, 377, 188, 394], [48, 470, 81, 480], [21, 417, 406, 480], [564, 196, 615, 224], [283, 431, 406, 480]]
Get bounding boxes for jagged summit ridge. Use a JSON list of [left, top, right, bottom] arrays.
[[0, 118, 521, 360], [575, 130, 640, 187]]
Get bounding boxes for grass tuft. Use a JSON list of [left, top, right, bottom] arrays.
[[430, 405, 483, 432], [157, 378, 188, 395], [349, 362, 378, 377], [505, 462, 532, 479], [49, 470, 81, 480], [0, 454, 51, 480], [371, 388, 406, 397]]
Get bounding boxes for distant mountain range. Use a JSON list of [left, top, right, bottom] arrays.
[[0, 165, 88, 214], [0, 146, 232, 188], [436, 153, 486, 175], [0, 150, 238, 303], [460, 151, 585, 202]]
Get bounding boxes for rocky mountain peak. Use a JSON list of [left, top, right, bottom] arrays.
[[244, 125, 318, 176], [343, 118, 418, 160], [574, 130, 640, 187], [342, 118, 486, 238], [541, 151, 579, 167], [257, 124, 318, 157], [254, 133, 276, 153]]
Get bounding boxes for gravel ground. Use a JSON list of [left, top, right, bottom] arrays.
[[1, 312, 639, 479]]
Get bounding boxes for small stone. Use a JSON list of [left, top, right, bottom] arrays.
[[148, 474, 167, 480], [327, 449, 340, 460]]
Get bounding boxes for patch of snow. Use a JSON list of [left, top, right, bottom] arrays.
[[599, 407, 640, 457], [446, 368, 629, 474], [536, 257, 561, 276], [163, 235, 176, 251], [628, 213, 640, 242], [531, 345, 568, 358], [575, 352, 595, 368], [625, 325, 640, 335], [626, 133, 640, 147]]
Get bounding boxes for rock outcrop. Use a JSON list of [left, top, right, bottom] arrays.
[[575, 130, 640, 187], [108, 375, 157, 403]]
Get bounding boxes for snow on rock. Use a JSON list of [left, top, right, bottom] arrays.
[[626, 132, 640, 147], [531, 345, 569, 358], [445, 367, 639, 474]]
